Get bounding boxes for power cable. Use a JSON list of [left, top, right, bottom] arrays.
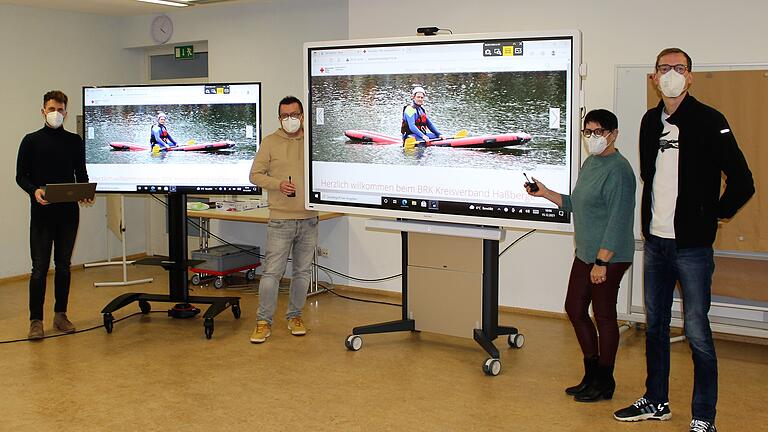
[[150, 194, 402, 282], [0, 311, 164, 345], [499, 229, 536, 257], [315, 266, 400, 307]]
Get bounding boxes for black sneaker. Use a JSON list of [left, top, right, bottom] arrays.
[[613, 397, 672, 421], [689, 419, 716, 432]]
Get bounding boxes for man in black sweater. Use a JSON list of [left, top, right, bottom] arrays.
[[15, 90, 90, 340], [613, 49, 754, 432]]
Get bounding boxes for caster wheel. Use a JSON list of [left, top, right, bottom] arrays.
[[213, 277, 225, 289], [138, 300, 151, 314], [204, 319, 214, 339], [482, 358, 501, 376], [245, 269, 257, 281], [345, 335, 363, 351], [231, 303, 241, 319], [508, 333, 525, 349], [191, 274, 201, 285], [103, 313, 114, 334]]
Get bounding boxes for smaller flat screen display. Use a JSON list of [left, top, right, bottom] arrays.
[[83, 83, 262, 194]]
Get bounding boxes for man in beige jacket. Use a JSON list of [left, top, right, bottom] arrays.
[[249, 96, 318, 343]]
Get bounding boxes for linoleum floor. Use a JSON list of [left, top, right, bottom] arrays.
[[0, 266, 766, 431]]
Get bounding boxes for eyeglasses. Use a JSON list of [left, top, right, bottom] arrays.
[[656, 64, 688, 74], [581, 128, 611, 138], [279, 112, 302, 121]]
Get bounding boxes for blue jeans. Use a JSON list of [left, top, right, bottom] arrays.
[[257, 217, 318, 324], [643, 235, 717, 422]]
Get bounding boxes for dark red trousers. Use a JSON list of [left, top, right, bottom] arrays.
[[565, 258, 631, 367]]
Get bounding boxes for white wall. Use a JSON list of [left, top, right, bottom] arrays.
[[7, 0, 764, 317], [344, 0, 768, 313], [119, 0, 349, 132], [1, 5, 144, 278], [349, 0, 768, 110], [113, 0, 349, 255], [2, 0, 351, 278]]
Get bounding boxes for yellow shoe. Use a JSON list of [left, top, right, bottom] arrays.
[[288, 316, 307, 336], [250, 320, 271, 343]]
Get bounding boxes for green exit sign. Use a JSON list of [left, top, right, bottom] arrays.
[[175, 45, 194, 60]]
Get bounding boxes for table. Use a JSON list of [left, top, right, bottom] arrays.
[[187, 207, 340, 223], [187, 207, 341, 292]]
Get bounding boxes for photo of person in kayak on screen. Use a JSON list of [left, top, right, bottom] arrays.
[[149, 112, 178, 151], [401, 86, 445, 145]]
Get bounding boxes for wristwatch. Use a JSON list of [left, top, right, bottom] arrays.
[[594, 258, 609, 267]]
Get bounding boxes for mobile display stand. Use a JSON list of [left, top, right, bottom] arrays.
[[344, 220, 525, 376], [100, 193, 241, 339], [84, 195, 154, 287]]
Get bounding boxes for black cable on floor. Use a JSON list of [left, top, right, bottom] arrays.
[[0, 311, 165, 345], [313, 263, 401, 283], [318, 282, 400, 307], [3, 225, 535, 345], [202, 276, 396, 307], [150, 195, 535, 292]]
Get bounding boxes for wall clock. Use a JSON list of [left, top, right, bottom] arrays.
[[151, 15, 173, 45]]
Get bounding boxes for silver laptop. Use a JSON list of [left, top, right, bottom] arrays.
[[43, 182, 97, 203]]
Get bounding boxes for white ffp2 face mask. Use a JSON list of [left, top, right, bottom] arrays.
[[659, 70, 686, 98], [45, 111, 64, 128], [585, 135, 608, 155], [281, 117, 301, 134]]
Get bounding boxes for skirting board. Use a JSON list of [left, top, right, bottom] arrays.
[[327, 284, 768, 345], [0, 253, 148, 284]]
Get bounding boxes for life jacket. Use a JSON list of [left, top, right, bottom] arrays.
[[150, 124, 171, 145], [401, 104, 429, 135]]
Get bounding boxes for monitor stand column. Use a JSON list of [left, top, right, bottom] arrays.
[[344, 230, 524, 376], [100, 193, 241, 339]]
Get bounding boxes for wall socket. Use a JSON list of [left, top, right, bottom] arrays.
[[316, 246, 330, 257]]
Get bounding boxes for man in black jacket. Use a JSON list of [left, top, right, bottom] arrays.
[[16, 90, 90, 340], [613, 49, 754, 432]]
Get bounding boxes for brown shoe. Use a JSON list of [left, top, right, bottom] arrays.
[[53, 312, 76, 333], [28, 320, 44, 340]]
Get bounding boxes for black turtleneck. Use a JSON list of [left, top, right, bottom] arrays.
[[16, 125, 88, 214]]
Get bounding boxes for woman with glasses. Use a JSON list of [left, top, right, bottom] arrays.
[[525, 109, 636, 403]]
